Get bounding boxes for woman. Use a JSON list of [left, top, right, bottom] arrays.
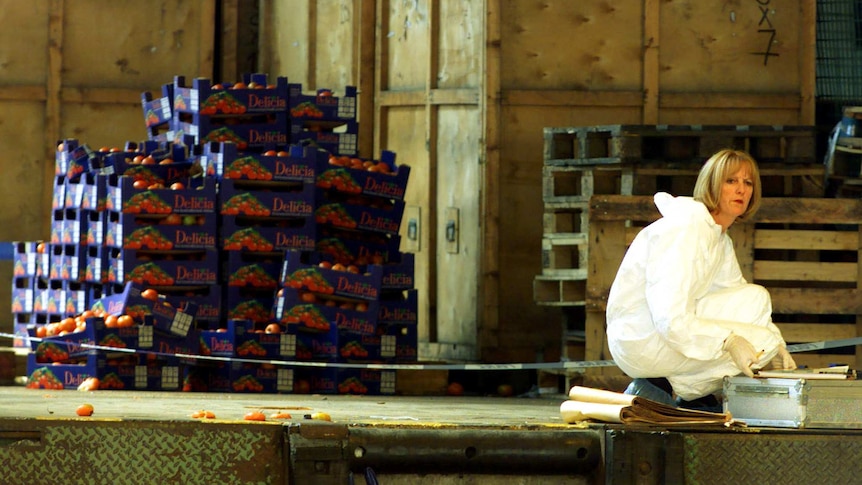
[[605, 149, 796, 411]]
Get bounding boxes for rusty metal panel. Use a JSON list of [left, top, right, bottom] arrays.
[[0, 419, 285, 485]]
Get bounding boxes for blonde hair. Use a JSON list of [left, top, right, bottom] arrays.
[[693, 149, 761, 221]]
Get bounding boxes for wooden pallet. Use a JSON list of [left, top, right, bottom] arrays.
[[541, 233, 588, 277], [543, 163, 825, 206], [532, 273, 587, 307], [543, 124, 817, 166], [584, 195, 862, 375]]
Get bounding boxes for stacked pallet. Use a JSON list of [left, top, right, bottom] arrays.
[[533, 124, 822, 361]]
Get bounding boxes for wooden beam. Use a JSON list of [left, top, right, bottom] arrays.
[[199, 0, 216, 77], [61, 88, 141, 105], [481, 0, 502, 357], [503, 90, 644, 107], [660, 93, 802, 110], [426, 0, 439, 343], [642, 0, 660, 124], [307, 0, 317, 89], [45, 0, 64, 237], [799, 0, 817, 125], [220, 0, 239, 82], [428, 88, 480, 105], [357, 0, 376, 158], [590, 195, 862, 224], [0, 86, 47, 102]]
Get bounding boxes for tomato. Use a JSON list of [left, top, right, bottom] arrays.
[[36, 242, 46, 254], [76, 403, 94, 417], [270, 412, 292, 419], [170, 182, 185, 190], [446, 382, 464, 396], [244, 411, 266, 421], [191, 410, 216, 419], [77, 377, 100, 392], [141, 288, 160, 301], [294, 380, 311, 394], [264, 323, 281, 334], [132, 180, 149, 190], [104, 315, 118, 328], [116, 315, 135, 328], [141, 156, 156, 165]]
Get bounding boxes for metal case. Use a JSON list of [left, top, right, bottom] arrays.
[[723, 376, 862, 429]]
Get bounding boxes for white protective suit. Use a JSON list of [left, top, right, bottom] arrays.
[[605, 192, 786, 400]]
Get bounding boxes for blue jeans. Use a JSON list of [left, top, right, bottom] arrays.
[[623, 378, 676, 407]]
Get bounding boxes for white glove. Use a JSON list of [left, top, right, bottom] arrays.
[[723, 333, 758, 378], [771, 346, 797, 370]]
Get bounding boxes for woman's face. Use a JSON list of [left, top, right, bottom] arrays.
[[712, 164, 753, 230]]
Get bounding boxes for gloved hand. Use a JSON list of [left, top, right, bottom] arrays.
[[770, 346, 797, 370], [723, 333, 758, 378]]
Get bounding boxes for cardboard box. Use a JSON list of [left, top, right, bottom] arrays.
[[315, 193, 406, 236], [280, 250, 383, 301], [310, 367, 396, 395], [274, 287, 379, 333], [108, 247, 219, 287], [382, 253, 415, 291], [84, 245, 108, 283], [81, 174, 109, 212], [61, 208, 92, 246], [220, 215, 316, 252], [173, 74, 288, 115], [288, 84, 357, 122], [378, 290, 419, 326], [225, 251, 281, 289], [141, 82, 173, 128], [11, 276, 34, 313], [173, 111, 289, 151], [223, 286, 275, 325], [199, 319, 297, 361], [106, 174, 217, 215], [203, 141, 322, 183], [219, 178, 315, 218], [188, 359, 297, 393], [316, 150, 410, 200], [316, 227, 401, 265], [91, 282, 197, 337], [161, 284, 222, 329], [106, 212, 217, 250], [380, 323, 418, 363], [48, 244, 85, 282], [13, 241, 38, 278], [290, 120, 358, 156]]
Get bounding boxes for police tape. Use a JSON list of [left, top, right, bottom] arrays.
[[3, 331, 862, 372]]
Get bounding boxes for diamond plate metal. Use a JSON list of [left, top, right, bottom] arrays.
[[0, 421, 284, 485], [685, 433, 862, 485]]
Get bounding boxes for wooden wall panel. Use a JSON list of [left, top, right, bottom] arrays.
[[0, 4, 50, 84], [61, 104, 145, 149], [660, 2, 804, 92], [381, 0, 429, 89], [258, 2, 311, 82], [384, 107, 432, 344], [0, 102, 49, 241], [435, 107, 481, 358], [500, 0, 644, 90], [437, 1, 482, 89], [63, 0, 214, 88]]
